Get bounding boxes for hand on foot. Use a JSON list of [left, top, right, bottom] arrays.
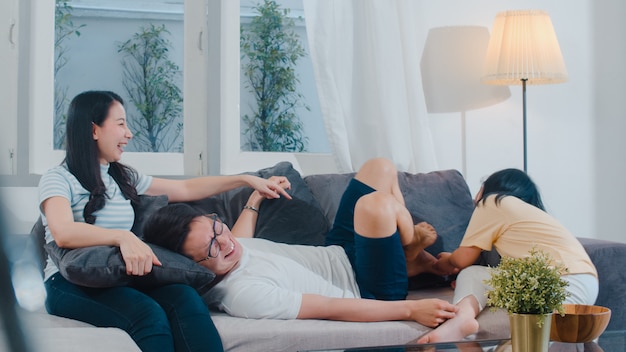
[[407, 298, 457, 328], [417, 313, 479, 344]]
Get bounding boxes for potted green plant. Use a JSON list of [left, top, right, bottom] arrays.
[[485, 248, 569, 352]]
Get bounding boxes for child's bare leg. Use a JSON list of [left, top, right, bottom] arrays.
[[406, 250, 441, 277], [417, 296, 480, 344]]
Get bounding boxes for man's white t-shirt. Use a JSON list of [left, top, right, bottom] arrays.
[[203, 238, 360, 319]]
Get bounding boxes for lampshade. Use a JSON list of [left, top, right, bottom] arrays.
[[482, 10, 568, 85], [421, 26, 510, 113]]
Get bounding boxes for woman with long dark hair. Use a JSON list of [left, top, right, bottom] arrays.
[[39, 90, 291, 351], [418, 169, 598, 343]]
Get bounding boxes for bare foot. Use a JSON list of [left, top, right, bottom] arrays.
[[404, 222, 437, 260], [415, 222, 437, 247], [417, 297, 481, 344], [417, 312, 479, 344]]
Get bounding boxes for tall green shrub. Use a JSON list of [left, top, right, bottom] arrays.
[[54, 0, 85, 149], [118, 24, 183, 152], [240, 0, 309, 152]]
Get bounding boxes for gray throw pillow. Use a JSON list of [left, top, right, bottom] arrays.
[[131, 194, 169, 239], [188, 161, 329, 246], [39, 194, 215, 293], [305, 169, 477, 290], [398, 169, 475, 255], [45, 241, 215, 294], [306, 169, 476, 254]]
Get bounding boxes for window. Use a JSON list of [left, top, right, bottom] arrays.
[[218, 0, 333, 175], [239, 0, 328, 154], [31, 0, 207, 176], [54, 1, 184, 154], [0, 0, 18, 176], [4, 0, 333, 182]]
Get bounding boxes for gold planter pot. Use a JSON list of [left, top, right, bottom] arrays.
[[509, 313, 552, 352]]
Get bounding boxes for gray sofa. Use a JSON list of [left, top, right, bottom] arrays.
[[20, 163, 626, 352]]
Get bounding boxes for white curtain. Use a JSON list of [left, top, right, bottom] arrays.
[[303, 0, 438, 173]]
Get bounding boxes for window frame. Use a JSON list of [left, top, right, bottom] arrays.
[[18, 0, 210, 179], [1, 0, 334, 188], [216, 0, 334, 176], [0, 0, 19, 178]]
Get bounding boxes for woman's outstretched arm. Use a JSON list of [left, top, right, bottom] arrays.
[[298, 294, 458, 328], [147, 174, 292, 203]]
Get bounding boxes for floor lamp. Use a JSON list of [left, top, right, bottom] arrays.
[[481, 10, 568, 172], [420, 26, 510, 176]]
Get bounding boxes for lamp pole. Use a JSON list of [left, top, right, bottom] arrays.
[[522, 78, 528, 173]]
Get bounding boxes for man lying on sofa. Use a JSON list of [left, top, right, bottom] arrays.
[[143, 158, 458, 327]]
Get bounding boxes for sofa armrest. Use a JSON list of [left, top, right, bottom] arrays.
[[578, 237, 626, 331]]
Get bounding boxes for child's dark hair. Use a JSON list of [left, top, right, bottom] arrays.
[[478, 168, 545, 211]]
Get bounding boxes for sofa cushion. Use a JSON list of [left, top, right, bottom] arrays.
[[578, 237, 626, 331], [36, 194, 215, 293], [305, 169, 475, 289], [44, 241, 215, 293], [305, 169, 475, 255], [303, 172, 355, 227], [397, 170, 474, 255], [188, 161, 329, 246], [211, 287, 510, 352], [131, 194, 169, 239], [32, 327, 141, 352]]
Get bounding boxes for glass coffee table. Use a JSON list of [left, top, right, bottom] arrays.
[[327, 338, 510, 351], [303, 330, 626, 352]]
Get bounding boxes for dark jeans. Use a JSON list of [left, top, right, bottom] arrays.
[[45, 273, 223, 352]]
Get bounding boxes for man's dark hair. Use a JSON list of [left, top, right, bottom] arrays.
[[143, 203, 204, 255]]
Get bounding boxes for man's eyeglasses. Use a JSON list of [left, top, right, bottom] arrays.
[[196, 214, 223, 263]]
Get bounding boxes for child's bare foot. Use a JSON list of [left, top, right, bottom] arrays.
[[417, 297, 481, 344], [403, 222, 437, 260], [417, 311, 479, 344]]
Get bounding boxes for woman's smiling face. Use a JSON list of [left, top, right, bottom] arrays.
[[182, 216, 243, 276], [92, 101, 133, 165]]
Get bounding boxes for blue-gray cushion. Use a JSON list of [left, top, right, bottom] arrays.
[[305, 169, 476, 289], [304, 169, 475, 254], [44, 241, 215, 293], [131, 194, 169, 239], [188, 161, 329, 246], [397, 170, 474, 255], [40, 194, 215, 293]]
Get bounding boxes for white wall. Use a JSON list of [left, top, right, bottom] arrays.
[[0, 187, 39, 235], [420, 0, 597, 240], [3, 0, 626, 245], [594, 1, 626, 243]]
